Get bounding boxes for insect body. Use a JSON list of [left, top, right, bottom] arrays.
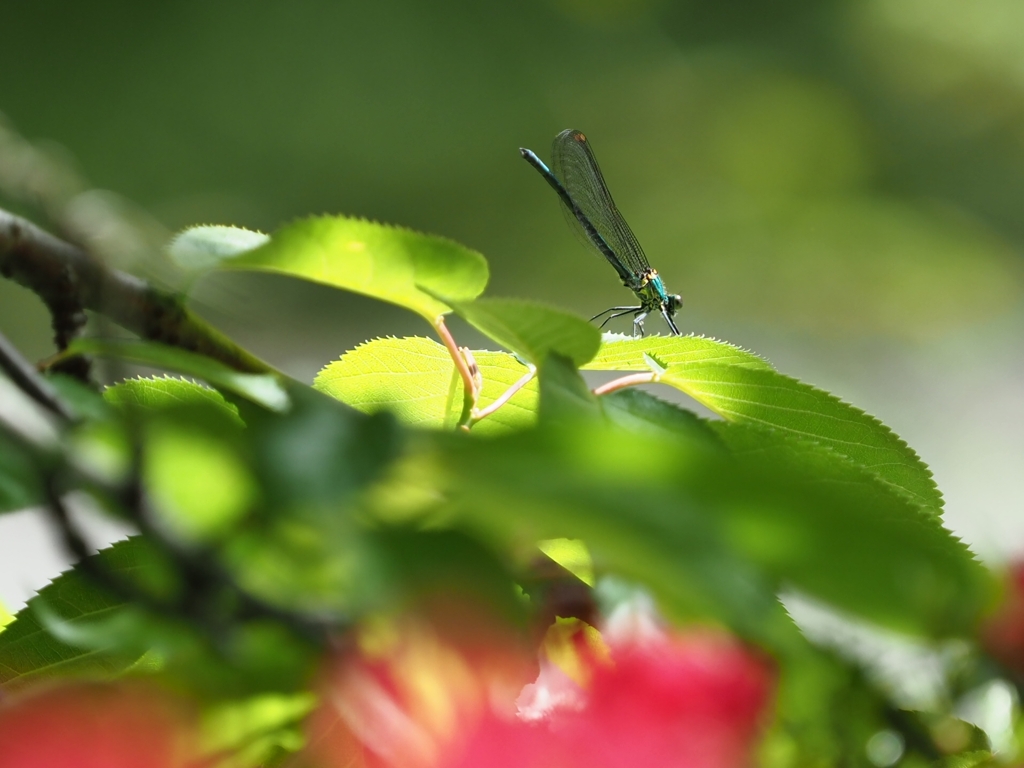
[[519, 129, 681, 336]]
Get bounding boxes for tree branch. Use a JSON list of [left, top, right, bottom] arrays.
[[0, 207, 271, 374], [0, 328, 75, 421]]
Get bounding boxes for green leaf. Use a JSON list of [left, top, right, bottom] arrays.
[[146, 425, 256, 541], [219, 216, 489, 322], [103, 377, 256, 541], [0, 430, 42, 515], [79, 377, 248, 498], [940, 751, 994, 768], [0, 539, 145, 692], [103, 375, 243, 424], [659, 362, 943, 515], [600, 389, 724, 448], [313, 336, 537, 433], [46, 373, 115, 423], [716, 423, 983, 634], [243, 384, 401, 512], [200, 692, 315, 768], [433, 418, 986, 639], [167, 225, 270, 272], [538, 538, 594, 586], [434, 424, 778, 638], [537, 353, 601, 426], [584, 333, 773, 372], [67, 338, 290, 413], [443, 297, 600, 366], [366, 527, 528, 628]]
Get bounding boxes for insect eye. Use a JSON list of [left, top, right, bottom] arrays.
[[669, 294, 682, 310]]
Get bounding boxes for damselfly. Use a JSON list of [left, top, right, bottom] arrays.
[[520, 129, 681, 337]]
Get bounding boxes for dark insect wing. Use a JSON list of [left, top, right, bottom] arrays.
[[549, 130, 652, 280]]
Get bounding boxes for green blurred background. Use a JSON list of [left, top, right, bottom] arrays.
[[1, 0, 1022, 577]]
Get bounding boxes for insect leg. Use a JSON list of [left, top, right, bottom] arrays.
[[661, 308, 681, 336], [597, 308, 642, 329], [632, 311, 648, 338], [591, 306, 640, 321]]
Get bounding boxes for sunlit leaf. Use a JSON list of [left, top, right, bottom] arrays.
[[584, 334, 772, 372], [219, 216, 489, 322], [443, 297, 600, 366], [659, 362, 942, 515], [104, 376, 243, 425], [68, 338, 289, 412], [313, 336, 537, 434]]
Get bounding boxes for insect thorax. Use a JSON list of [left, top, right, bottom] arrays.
[[630, 269, 670, 310]]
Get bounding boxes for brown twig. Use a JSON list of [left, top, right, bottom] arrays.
[[0, 208, 271, 374], [0, 328, 75, 421], [433, 315, 479, 428]]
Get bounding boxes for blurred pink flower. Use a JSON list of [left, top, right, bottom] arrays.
[[306, 620, 774, 768]]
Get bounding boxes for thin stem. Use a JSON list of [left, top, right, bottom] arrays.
[[0, 329, 75, 422], [433, 315, 478, 427], [472, 366, 537, 423], [461, 346, 483, 397], [591, 371, 657, 396]]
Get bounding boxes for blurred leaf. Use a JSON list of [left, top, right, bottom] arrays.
[[443, 297, 600, 366], [940, 751, 994, 768], [537, 353, 601, 426], [314, 336, 537, 433], [68, 338, 289, 412], [146, 425, 256, 541], [99, 377, 252, 535], [433, 418, 986, 639], [219, 216, 489, 322], [200, 692, 314, 768], [167, 225, 269, 272], [0, 528, 321, 698], [434, 424, 780, 639], [46, 373, 115, 423], [213, 387, 403, 616], [243, 383, 401, 514], [0, 430, 42, 515], [538, 538, 594, 586], [0, 538, 146, 692], [584, 333, 772, 372], [219, 520, 363, 617], [659, 362, 943, 515], [366, 527, 529, 629]]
